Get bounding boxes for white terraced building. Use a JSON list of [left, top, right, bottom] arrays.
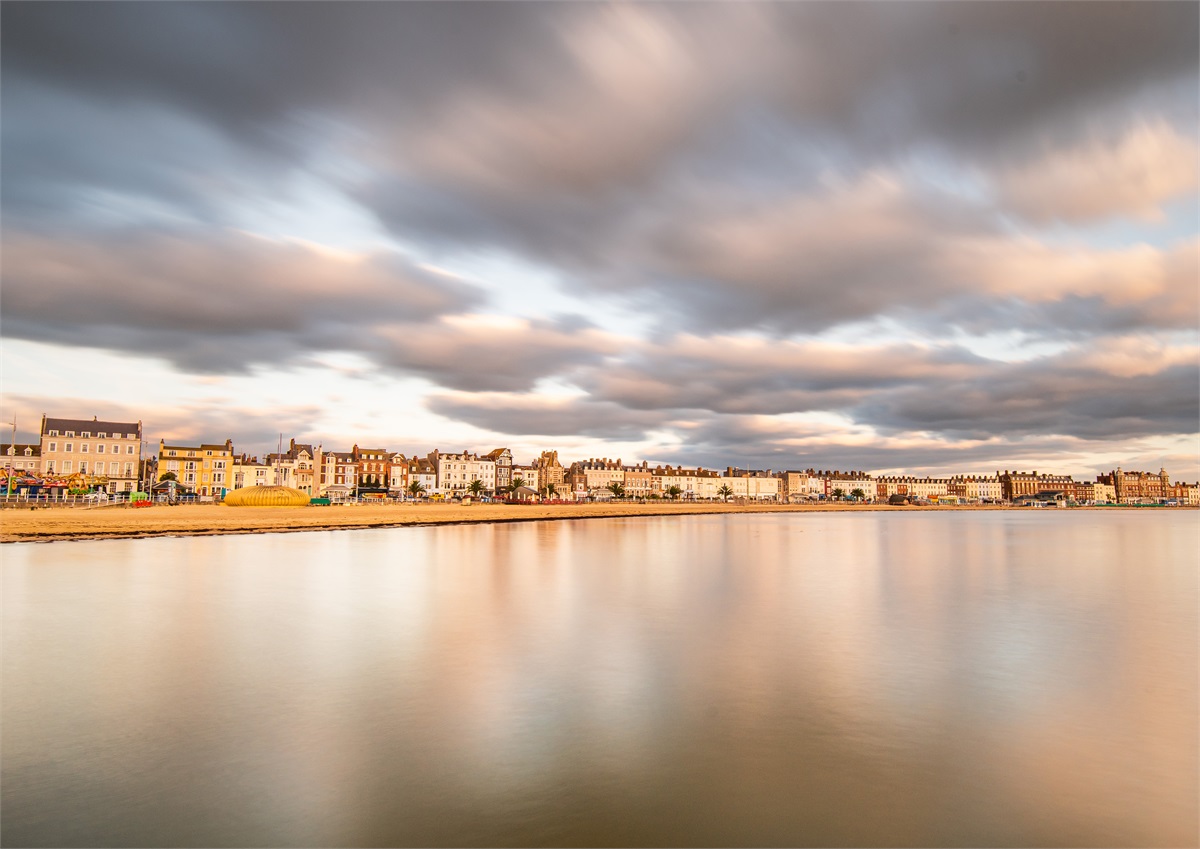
[[40, 415, 143, 493]]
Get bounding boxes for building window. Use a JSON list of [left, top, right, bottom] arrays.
[[125, 463, 133, 476], [81, 443, 88, 453], [49, 430, 59, 437], [94, 462, 105, 475], [98, 432, 107, 438], [97, 444, 106, 454], [45, 460, 55, 473], [127, 445, 135, 454], [48, 442, 57, 452], [79, 461, 88, 474], [82, 432, 90, 438], [65, 443, 73, 452]]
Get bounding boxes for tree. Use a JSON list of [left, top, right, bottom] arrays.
[[717, 484, 733, 502], [666, 485, 682, 500], [832, 487, 846, 501], [407, 480, 427, 499], [606, 481, 626, 499], [467, 479, 485, 497], [545, 482, 557, 499], [510, 477, 527, 494], [159, 471, 177, 481], [850, 488, 866, 501]]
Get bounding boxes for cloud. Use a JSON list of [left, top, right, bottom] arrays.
[[2, 228, 484, 372], [2, 393, 325, 456], [6, 3, 1196, 343], [426, 392, 673, 440], [850, 344, 1200, 441], [578, 335, 982, 414], [765, 3, 1198, 156], [2, 2, 1196, 476], [994, 122, 1200, 224], [425, 330, 1198, 448], [642, 415, 1190, 480], [370, 316, 622, 392]]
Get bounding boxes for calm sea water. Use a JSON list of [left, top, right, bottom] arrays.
[[3, 512, 1197, 847]]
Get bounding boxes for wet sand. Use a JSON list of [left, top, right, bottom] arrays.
[[0, 501, 994, 543]]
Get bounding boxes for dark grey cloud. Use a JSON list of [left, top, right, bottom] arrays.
[[1, 3, 575, 149], [5, 2, 1196, 341], [0, 78, 307, 233], [424, 333, 1198, 450], [574, 335, 1199, 443], [2, 227, 484, 372], [765, 2, 1199, 159], [578, 338, 982, 415], [8, 3, 1194, 164], [369, 317, 620, 393], [853, 359, 1200, 441], [426, 393, 670, 440]]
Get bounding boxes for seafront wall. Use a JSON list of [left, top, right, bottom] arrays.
[[1, 501, 1176, 544]]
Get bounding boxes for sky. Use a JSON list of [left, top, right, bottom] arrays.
[[2, 1, 1198, 478]]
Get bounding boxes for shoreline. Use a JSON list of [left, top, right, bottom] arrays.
[[0, 501, 1177, 544]]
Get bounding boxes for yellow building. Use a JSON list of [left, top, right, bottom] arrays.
[[159, 438, 233, 498]]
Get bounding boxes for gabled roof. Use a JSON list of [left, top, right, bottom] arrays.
[[4, 444, 41, 456]]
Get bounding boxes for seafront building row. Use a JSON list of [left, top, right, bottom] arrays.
[[4, 415, 1198, 506]]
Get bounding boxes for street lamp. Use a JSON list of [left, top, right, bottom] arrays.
[[3, 416, 15, 499], [137, 439, 151, 499]]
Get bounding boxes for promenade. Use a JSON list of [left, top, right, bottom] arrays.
[[4, 501, 955, 543]]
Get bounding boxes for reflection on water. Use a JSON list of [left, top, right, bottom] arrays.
[[3, 512, 1196, 847]]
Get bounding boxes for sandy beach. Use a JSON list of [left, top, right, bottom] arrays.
[[0, 500, 988, 544]]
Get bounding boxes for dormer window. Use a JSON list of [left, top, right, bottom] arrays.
[[82, 432, 91, 438]]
